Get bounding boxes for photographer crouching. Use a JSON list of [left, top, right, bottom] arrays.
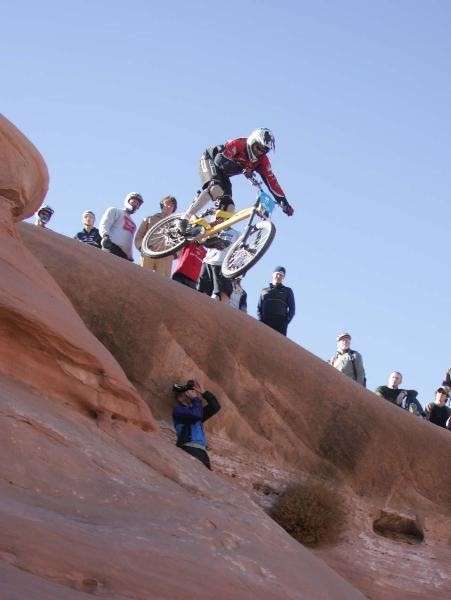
[[172, 379, 221, 470]]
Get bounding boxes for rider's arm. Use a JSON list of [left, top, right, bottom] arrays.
[[256, 156, 286, 203]]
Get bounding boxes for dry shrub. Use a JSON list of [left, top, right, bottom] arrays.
[[270, 480, 346, 547]]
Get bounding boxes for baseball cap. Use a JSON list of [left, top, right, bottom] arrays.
[[337, 332, 351, 342], [273, 266, 286, 275]]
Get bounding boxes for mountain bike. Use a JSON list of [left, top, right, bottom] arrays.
[[140, 174, 278, 279]]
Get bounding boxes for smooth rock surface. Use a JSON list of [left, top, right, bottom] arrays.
[[1, 116, 363, 599], [20, 223, 451, 600]]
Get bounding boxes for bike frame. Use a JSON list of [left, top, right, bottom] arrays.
[[188, 175, 276, 244]]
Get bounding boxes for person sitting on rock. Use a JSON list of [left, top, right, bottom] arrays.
[[99, 192, 143, 261], [425, 388, 451, 430], [375, 371, 424, 416], [172, 379, 221, 470], [35, 205, 54, 228], [74, 210, 102, 248]]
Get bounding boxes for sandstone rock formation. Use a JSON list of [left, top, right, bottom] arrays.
[[1, 114, 363, 599], [21, 222, 451, 600], [2, 111, 450, 599], [0, 115, 155, 432]]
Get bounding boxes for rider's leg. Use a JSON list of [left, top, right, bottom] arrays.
[[182, 182, 225, 221], [182, 154, 233, 221]]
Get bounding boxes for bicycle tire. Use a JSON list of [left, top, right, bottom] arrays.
[[141, 214, 187, 258], [221, 220, 276, 279]]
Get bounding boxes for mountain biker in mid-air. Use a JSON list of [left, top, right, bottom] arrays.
[[177, 128, 294, 235]]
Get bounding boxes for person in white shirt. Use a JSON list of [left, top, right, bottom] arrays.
[[99, 193, 143, 261]]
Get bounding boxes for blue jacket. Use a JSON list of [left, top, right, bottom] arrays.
[[173, 391, 220, 449]]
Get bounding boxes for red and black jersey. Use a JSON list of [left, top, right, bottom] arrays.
[[208, 138, 286, 203]]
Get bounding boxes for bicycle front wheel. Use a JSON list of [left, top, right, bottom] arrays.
[[221, 220, 276, 279], [141, 214, 187, 258]]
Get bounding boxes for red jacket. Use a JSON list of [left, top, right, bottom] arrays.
[[173, 242, 206, 282], [213, 138, 286, 202]]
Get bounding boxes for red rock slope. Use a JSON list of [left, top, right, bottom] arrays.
[[20, 221, 451, 600], [1, 114, 363, 599]]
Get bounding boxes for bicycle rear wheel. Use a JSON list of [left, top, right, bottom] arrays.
[[221, 220, 276, 279], [141, 214, 187, 258]]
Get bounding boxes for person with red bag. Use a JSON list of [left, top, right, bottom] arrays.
[[172, 242, 206, 289]]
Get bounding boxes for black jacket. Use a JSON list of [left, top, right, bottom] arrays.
[[74, 227, 102, 248], [257, 283, 295, 323]]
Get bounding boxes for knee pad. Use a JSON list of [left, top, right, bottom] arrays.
[[215, 194, 235, 212], [207, 181, 226, 201]]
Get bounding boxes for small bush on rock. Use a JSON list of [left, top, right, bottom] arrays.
[[270, 481, 345, 547]]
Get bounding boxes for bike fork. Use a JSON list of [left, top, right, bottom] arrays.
[[240, 204, 259, 246]]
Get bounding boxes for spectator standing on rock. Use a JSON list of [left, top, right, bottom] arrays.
[[425, 388, 451, 430], [172, 379, 221, 470], [135, 195, 178, 275], [35, 205, 54, 228], [329, 332, 366, 387], [74, 210, 101, 248], [99, 192, 143, 261], [229, 276, 248, 312], [375, 371, 424, 415], [172, 242, 206, 289], [257, 266, 295, 336]]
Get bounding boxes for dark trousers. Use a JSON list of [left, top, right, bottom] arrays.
[[102, 241, 130, 260], [263, 317, 288, 336], [197, 263, 232, 298], [181, 445, 211, 470], [172, 272, 197, 289]]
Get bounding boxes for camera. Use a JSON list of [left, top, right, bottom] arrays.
[[172, 379, 195, 394]]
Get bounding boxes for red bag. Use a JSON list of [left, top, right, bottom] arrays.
[[173, 242, 206, 282]]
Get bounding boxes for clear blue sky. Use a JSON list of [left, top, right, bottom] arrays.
[[4, 1, 450, 405]]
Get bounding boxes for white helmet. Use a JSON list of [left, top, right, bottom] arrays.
[[247, 128, 276, 162], [124, 192, 144, 213]]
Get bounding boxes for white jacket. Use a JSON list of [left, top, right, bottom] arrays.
[[99, 207, 136, 259]]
